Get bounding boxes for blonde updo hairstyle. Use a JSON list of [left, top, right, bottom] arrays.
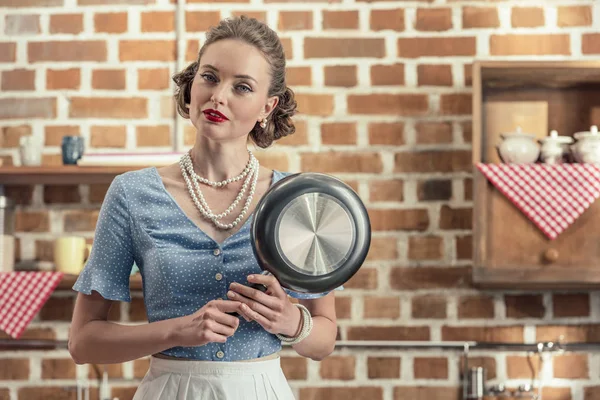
[[173, 15, 297, 148]]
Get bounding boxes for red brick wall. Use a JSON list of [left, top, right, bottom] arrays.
[[1, 1, 599, 399]]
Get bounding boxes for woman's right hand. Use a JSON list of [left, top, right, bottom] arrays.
[[174, 299, 251, 347]]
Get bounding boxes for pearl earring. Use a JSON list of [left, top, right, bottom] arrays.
[[185, 103, 190, 108], [260, 118, 267, 128]]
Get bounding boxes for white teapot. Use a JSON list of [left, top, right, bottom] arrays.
[[539, 130, 573, 165], [571, 125, 600, 164], [497, 126, 540, 164]]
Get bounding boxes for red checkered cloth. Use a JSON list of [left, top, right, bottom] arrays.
[[477, 163, 600, 240], [0, 272, 64, 339]]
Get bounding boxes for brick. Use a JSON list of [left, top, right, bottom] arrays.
[[440, 93, 471, 115], [369, 179, 403, 202], [129, 297, 147, 321], [295, 94, 334, 116], [366, 237, 398, 261], [161, 95, 175, 119], [0, 389, 8, 400], [506, 355, 542, 379], [370, 9, 404, 31], [63, 210, 99, 231], [0, 358, 29, 379], [2, 125, 31, 148], [141, 11, 174, 32], [277, 119, 308, 146], [398, 37, 476, 58], [92, 69, 126, 90], [321, 122, 356, 145], [414, 357, 448, 379], [491, 34, 570, 56], [364, 296, 400, 319], [347, 326, 430, 341], [286, 67, 311, 86], [15, 211, 49, 232], [299, 387, 383, 400], [369, 122, 404, 145], [371, 64, 404, 86], [0, 43, 17, 62], [304, 38, 385, 58], [2, 69, 35, 91], [458, 295, 494, 319], [335, 297, 351, 319], [390, 266, 472, 290], [119, 40, 176, 61], [369, 209, 428, 232], [462, 7, 499, 28], [5, 14, 40, 35], [89, 363, 123, 379], [185, 11, 221, 32], [459, 356, 497, 379], [133, 358, 150, 378], [368, 357, 400, 379], [35, 240, 53, 262], [0, 98, 56, 119], [50, 14, 83, 34], [90, 126, 127, 148], [44, 186, 81, 204], [89, 183, 110, 204], [111, 387, 137, 399], [79, 0, 154, 3], [558, 6, 592, 27], [281, 357, 307, 380], [44, 126, 79, 146], [505, 294, 545, 319], [416, 8, 452, 31], [462, 121, 472, 143], [300, 152, 382, 173], [70, 97, 147, 118], [136, 125, 171, 147], [46, 68, 80, 90], [583, 34, 600, 54], [253, 152, 289, 172], [417, 179, 452, 201], [540, 387, 571, 400], [394, 387, 461, 400], [415, 121, 453, 143], [281, 37, 293, 60], [408, 236, 443, 260], [320, 356, 355, 380], [412, 295, 446, 319], [553, 293, 590, 318], [348, 94, 428, 116], [42, 154, 63, 166], [324, 65, 357, 87], [417, 65, 452, 87], [94, 12, 128, 33], [439, 205, 472, 230], [554, 354, 588, 379], [42, 358, 76, 379], [323, 10, 359, 30], [40, 297, 74, 321], [442, 326, 524, 342], [29, 41, 107, 62], [464, 64, 472, 87], [584, 387, 600, 399], [456, 235, 472, 259], [511, 7, 544, 28], [2, 0, 62, 6], [231, 11, 265, 21], [3, 185, 34, 205], [395, 150, 470, 173], [138, 68, 170, 90], [344, 267, 377, 289], [279, 11, 312, 30]]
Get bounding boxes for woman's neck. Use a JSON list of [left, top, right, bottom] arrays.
[[189, 141, 253, 182]]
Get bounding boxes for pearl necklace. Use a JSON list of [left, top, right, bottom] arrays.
[[185, 149, 255, 188], [179, 151, 259, 230]]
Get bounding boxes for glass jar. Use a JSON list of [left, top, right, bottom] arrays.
[[0, 195, 16, 273]]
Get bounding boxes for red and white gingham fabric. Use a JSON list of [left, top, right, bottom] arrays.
[[477, 163, 600, 240], [0, 272, 63, 339]]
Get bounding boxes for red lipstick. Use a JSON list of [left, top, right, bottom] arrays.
[[203, 109, 228, 123]]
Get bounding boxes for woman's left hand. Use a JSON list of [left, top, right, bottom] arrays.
[[227, 274, 302, 337]]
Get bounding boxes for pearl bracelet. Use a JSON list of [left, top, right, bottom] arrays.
[[276, 303, 313, 345]]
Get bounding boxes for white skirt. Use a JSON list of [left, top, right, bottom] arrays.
[[132, 355, 296, 400]]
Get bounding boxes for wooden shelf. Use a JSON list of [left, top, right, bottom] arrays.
[[0, 166, 148, 185], [57, 273, 143, 291]]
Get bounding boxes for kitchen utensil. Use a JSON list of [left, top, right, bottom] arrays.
[[497, 126, 540, 164], [539, 130, 573, 165]]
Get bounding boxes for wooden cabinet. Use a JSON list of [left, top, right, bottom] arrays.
[[472, 61, 600, 290]]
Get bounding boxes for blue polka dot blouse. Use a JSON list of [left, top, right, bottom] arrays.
[[72, 167, 338, 361]]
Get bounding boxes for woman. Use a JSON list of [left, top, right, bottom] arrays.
[[68, 15, 339, 399]]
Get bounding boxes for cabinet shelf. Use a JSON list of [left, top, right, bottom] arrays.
[[0, 166, 147, 185]]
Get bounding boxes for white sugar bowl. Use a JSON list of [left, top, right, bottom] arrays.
[[571, 125, 600, 164], [539, 130, 573, 165], [497, 126, 540, 164]]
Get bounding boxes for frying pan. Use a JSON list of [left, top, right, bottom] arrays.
[[246, 172, 371, 295]]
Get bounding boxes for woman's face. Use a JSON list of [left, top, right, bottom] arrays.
[[188, 39, 278, 144]]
